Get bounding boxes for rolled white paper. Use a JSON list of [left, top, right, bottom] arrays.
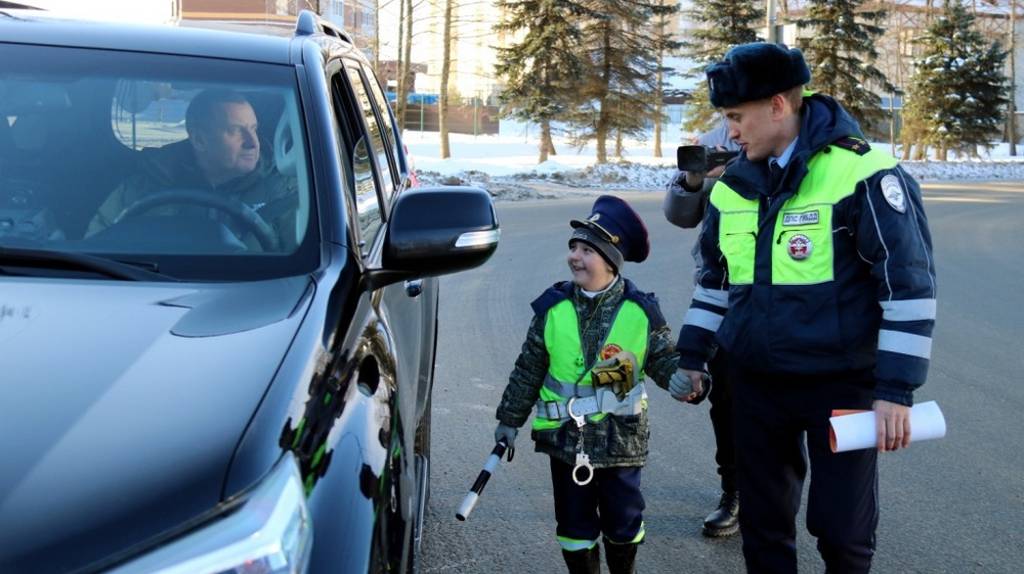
[[829, 400, 946, 453]]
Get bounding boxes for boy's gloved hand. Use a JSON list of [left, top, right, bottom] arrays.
[[494, 423, 518, 448], [669, 368, 711, 404]]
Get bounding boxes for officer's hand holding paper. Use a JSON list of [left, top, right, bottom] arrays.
[[829, 400, 946, 453]]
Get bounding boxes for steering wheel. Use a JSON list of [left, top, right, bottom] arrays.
[[113, 189, 280, 252]]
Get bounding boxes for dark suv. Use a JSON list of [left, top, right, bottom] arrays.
[[0, 9, 498, 573]]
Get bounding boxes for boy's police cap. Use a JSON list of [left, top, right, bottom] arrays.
[[569, 195, 650, 272], [706, 42, 811, 108]]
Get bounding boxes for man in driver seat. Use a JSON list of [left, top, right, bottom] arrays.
[[87, 88, 297, 250]]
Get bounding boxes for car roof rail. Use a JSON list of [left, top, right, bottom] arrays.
[[294, 9, 353, 44]]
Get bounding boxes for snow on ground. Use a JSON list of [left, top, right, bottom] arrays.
[[404, 129, 1024, 201]]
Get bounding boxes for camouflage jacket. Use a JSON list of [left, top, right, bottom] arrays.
[[495, 276, 679, 468], [86, 139, 298, 251]]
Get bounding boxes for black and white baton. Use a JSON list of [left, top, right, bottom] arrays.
[[455, 438, 513, 521]]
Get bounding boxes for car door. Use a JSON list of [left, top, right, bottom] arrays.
[[343, 61, 435, 472]]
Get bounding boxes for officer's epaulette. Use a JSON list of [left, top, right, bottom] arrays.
[[530, 281, 574, 316], [831, 136, 871, 156]]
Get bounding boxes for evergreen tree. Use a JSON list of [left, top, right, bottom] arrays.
[[572, 0, 680, 163], [797, 0, 894, 131], [681, 0, 762, 134], [904, 0, 1008, 160], [494, 0, 589, 163]]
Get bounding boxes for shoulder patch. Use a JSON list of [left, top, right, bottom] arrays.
[[832, 136, 871, 156], [879, 174, 906, 213]]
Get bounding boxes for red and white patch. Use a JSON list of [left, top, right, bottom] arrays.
[[787, 234, 813, 260]]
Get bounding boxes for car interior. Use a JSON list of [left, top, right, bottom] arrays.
[[1, 48, 319, 280]]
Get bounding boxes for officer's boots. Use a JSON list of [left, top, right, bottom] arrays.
[[702, 491, 740, 537], [561, 545, 600, 574], [603, 538, 638, 574]]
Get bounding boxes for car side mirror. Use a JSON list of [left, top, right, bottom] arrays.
[[363, 186, 499, 290]]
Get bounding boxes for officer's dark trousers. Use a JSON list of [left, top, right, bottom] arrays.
[[731, 365, 878, 574], [707, 351, 736, 493], [549, 458, 645, 547]]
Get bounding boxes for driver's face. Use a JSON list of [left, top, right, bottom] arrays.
[[194, 102, 260, 182]]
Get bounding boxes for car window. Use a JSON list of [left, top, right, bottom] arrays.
[[358, 62, 404, 185], [345, 63, 396, 198], [330, 72, 382, 255], [0, 43, 318, 281]]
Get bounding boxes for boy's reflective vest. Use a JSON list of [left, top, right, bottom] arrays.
[[533, 298, 649, 431]]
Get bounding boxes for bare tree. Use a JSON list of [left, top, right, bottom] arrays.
[[396, 0, 407, 130], [653, 3, 670, 158], [1010, 0, 1017, 156], [439, 0, 453, 158], [374, 0, 381, 76]]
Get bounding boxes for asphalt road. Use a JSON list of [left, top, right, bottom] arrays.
[[420, 182, 1024, 574]]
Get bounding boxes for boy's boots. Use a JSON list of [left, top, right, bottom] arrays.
[[702, 491, 739, 537], [561, 545, 600, 574], [603, 538, 638, 574]]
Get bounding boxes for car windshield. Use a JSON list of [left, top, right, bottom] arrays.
[[0, 43, 318, 282]]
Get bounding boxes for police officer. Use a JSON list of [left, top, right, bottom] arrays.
[[675, 43, 937, 573], [664, 120, 743, 538]]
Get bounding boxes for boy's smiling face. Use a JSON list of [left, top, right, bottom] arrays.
[[568, 240, 616, 291]]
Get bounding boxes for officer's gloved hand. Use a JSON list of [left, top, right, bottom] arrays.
[[494, 423, 518, 449], [669, 368, 711, 404]]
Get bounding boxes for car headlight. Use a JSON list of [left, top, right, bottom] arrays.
[[110, 452, 313, 574]]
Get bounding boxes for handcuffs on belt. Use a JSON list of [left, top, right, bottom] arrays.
[[567, 396, 594, 486]]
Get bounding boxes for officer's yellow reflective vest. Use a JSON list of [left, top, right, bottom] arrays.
[[533, 299, 649, 431], [711, 144, 898, 286]]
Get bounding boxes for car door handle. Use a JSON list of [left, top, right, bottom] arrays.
[[405, 279, 423, 298]]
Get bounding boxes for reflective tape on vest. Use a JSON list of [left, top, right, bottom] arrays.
[[534, 298, 650, 431]]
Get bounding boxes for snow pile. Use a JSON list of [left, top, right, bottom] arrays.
[[407, 131, 1024, 201]]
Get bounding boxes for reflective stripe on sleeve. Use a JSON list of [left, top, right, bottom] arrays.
[[878, 329, 932, 359], [693, 286, 730, 309], [683, 307, 724, 332], [880, 298, 937, 322]]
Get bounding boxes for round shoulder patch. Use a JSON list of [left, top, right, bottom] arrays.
[[880, 174, 906, 213]]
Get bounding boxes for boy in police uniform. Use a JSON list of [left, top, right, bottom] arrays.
[[494, 195, 700, 574], [675, 43, 937, 573]]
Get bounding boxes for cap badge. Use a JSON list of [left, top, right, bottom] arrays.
[[787, 234, 813, 260]]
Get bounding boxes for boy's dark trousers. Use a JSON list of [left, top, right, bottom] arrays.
[[550, 458, 644, 574], [731, 365, 879, 574]]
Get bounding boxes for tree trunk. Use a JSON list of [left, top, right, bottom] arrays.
[[539, 121, 551, 163], [395, 0, 407, 131], [595, 24, 612, 164], [373, 0, 381, 77], [615, 129, 624, 159], [900, 140, 911, 161], [1010, 0, 1017, 156], [439, 0, 453, 159], [399, 0, 414, 131], [653, 12, 665, 158]]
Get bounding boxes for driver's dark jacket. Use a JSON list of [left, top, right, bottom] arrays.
[[87, 139, 297, 250]]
